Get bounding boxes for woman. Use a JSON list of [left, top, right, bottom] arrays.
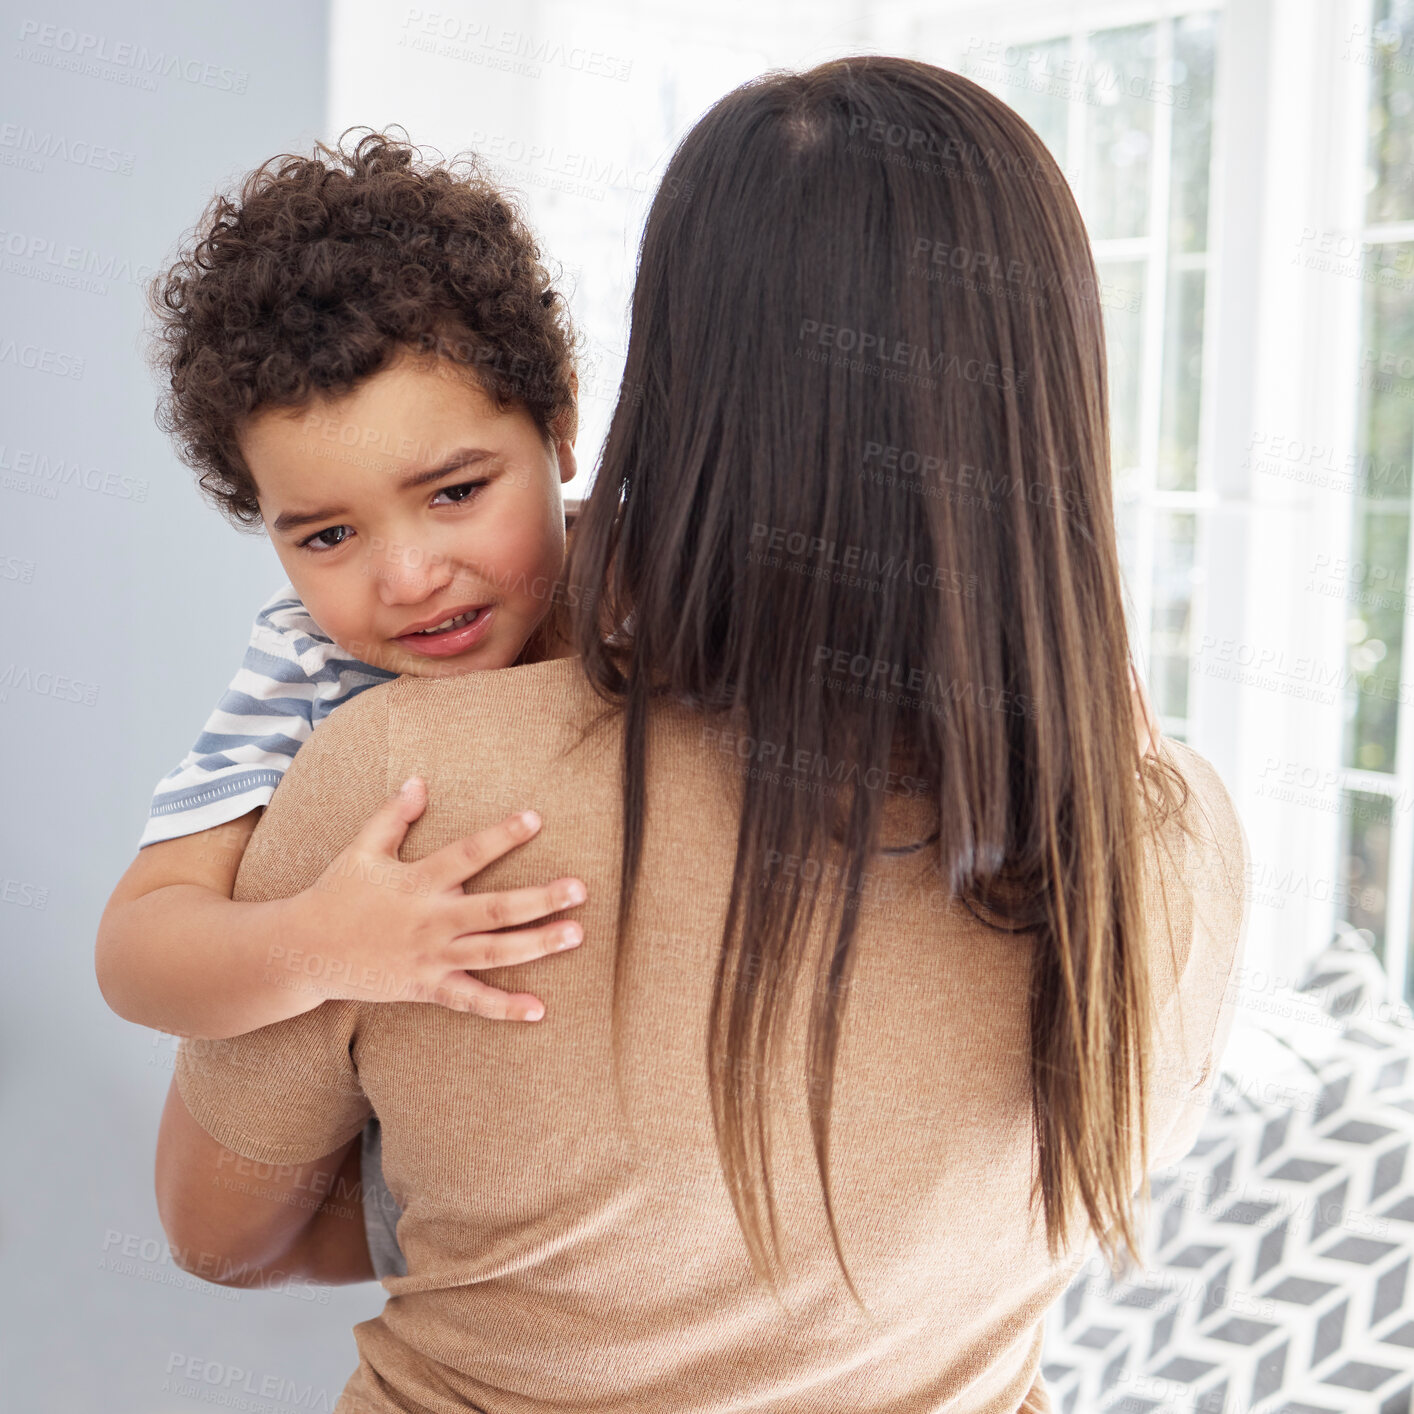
[[156, 55, 1247, 1412]]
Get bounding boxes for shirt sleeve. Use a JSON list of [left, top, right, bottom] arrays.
[[138, 584, 394, 849], [172, 682, 394, 1164]]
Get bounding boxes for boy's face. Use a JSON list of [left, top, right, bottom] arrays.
[[242, 352, 576, 677]]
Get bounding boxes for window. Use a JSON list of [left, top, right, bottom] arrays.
[[331, 0, 1413, 999], [1338, 0, 1414, 1000], [959, 12, 1221, 744]]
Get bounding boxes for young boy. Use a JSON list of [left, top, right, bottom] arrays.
[[96, 131, 592, 1277]]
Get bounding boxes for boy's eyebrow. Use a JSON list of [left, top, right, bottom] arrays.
[[270, 448, 495, 533]]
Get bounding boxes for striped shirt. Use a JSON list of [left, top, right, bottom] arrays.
[[139, 584, 398, 848]]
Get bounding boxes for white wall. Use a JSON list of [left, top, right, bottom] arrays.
[[0, 2, 389, 1407]]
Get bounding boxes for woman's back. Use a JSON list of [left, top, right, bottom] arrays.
[[176, 655, 1248, 1413]]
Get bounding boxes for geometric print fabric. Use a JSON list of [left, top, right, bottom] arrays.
[[1041, 926, 1414, 1414]]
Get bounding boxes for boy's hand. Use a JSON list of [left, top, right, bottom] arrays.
[[281, 777, 586, 1021]]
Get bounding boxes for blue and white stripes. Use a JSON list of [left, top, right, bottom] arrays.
[[138, 584, 397, 848]]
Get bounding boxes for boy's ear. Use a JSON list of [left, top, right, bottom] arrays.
[[555, 436, 578, 486], [550, 382, 578, 465], [559, 369, 579, 438], [553, 407, 578, 444]]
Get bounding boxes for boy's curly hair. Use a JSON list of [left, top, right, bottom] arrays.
[[149, 128, 579, 529]]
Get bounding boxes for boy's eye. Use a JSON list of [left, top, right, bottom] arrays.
[[300, 524, 351, 552], [297, 480, 487, 553], [432, 479, 488, 506]]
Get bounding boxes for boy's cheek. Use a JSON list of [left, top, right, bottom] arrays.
[[279, 578, 369, 662], [473, 533, 564, 641], [478, 506, 563, 585]]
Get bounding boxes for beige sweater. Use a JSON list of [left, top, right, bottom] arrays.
[[176, 654, 1249, 1414]]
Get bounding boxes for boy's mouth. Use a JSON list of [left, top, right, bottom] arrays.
[[393, 604, 495, 659]]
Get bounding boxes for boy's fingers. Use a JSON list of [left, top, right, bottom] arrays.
[[419, 810, 542, 891], [430, 972, 546, 1021], [446, 919, 583, 972], [451, 879, 586, 937], [355, 777, 427, 857]]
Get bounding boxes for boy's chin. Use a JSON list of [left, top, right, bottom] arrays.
[[393, 637, 530, 678], [398, 651, 511, 679]]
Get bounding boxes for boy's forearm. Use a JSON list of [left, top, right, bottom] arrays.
[[97, 884, 322, 1039]]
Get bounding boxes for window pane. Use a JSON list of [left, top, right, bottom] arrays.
[[1158, 267, 1205, 491], [1114, 494, 1141, 591], [1151, 510, 1196, 720], [1339, 790, 1394, 960], [1408, 890, 1414, 1007], [1358, 245, 1414, 496], [1098, 259, 1146, 477], [1366, 0, 1414, 224], [962, 37, 1071, 167], [1345, 253, 1414, 772], [1081, 24, 1156, 241], [1169, 12, 1217, 253], [1342, 506, 1410, 772]]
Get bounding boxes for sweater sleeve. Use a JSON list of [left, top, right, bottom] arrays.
[[1147, 742, 1252, 1172], [172, 682, 395, 1164]]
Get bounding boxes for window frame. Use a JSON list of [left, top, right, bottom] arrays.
[[905, 0, 1387, 989], [1339, 0, 1414, 1000]]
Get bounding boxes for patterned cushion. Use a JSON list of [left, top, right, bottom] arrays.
[[1040, 925, 1414, 1414]]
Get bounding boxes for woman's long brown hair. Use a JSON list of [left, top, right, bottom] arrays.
[[567, 55, 1200, 1307]]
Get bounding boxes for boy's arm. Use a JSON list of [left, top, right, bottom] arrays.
[[151, 686, 405, 1278], [95, 809, 317, 1037], [97, 588, 585, 1039], [98, 584, 371, 1037], [97, 765, 585, 1038]]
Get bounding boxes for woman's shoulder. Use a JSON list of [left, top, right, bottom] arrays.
[[1143, 735, 1251, 993], [391, 652, 586, 699], [385, 654, 602, 740], [1151, 736, 1248, 873]]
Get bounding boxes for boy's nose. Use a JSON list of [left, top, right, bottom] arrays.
[[365, 541, 457, 606]]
